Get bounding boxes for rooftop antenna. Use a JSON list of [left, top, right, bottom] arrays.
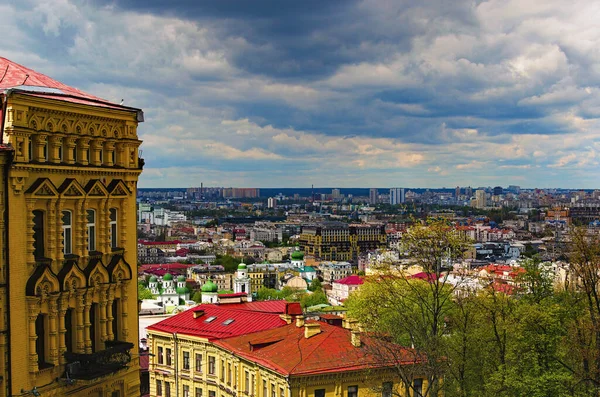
[[22, 74, 29, 85]]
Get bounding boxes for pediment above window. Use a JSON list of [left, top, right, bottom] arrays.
[[25, 178, 59, 197]]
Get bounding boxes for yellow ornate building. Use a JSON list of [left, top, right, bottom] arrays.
[[0, 57, 143, 396]]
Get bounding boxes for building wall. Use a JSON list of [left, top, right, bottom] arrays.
[[299, 226, 386, 263], [2, 92, 142, 396]]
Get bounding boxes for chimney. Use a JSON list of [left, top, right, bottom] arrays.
[[296, 315, 305, 328], [351, 330, 361, 347], [193, 310, 204, 319], [279, 314, 293, 324], [304, 322, 321, 339], [343, 318, 359, 330]]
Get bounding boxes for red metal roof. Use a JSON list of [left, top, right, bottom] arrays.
[[215, 322, 420, 376], [220, 301, 302, 315], [0, 57, 138, 111], [147, 302, 297, 340], [334, 275, 364, 285]]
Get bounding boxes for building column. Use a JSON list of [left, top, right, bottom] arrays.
[[106, 286, 115, 341], [58, 296, 67, 365], [48, 297, 59, 365], [120, 198, 128, 250], [104, 140, 115, 166], [115, 143, 126, 167], [64, 137, 77, 164], [56, 199, 65, 262], [25, 199, 36, 268], [76, 292, 86, 353], [46, 199, 57, 263], [76, 200, 86, 258], [99, 297, 108, 346], [32, 134, 47, 162], [76, 138, 91, 166], [83, 293, 92, 354], [48, 135, 63, 163], [90, 139, 103, 166], [27, 307, 38, 373], [120, 283, 129, 341]]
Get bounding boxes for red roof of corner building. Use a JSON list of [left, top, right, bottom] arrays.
[[0, 57, 138, 111], [221, 301, 303, 315], [214, 322, 420, 376], [334, 275, 364, 285], [147, 301, 301, 340]]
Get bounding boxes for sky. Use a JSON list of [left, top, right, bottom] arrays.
[[2, 0, 600, 189]]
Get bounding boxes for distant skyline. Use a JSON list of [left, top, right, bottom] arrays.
[[3, 1, 600, 188]]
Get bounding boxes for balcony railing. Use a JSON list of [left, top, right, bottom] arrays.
[[63, 340, 134, 380]]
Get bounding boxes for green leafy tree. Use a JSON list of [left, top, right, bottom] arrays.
[[191, 291, 203, 303], [348, 220, 469, 397], [301, 290, 328, 308], [308, 278, 322, 292], [138, 283, 154, 300]]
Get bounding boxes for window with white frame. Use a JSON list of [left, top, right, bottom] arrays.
[[110, 208, 118, 249], [62, 210, 72, 255], [87, 209, 96, 252]]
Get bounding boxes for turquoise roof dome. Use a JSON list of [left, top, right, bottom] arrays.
[[177, 275, 186, 282], [201, 280, 218, 293], [149, 275, 158, 282], [238, 262, 247, 270], [163, 273, 173, 281]]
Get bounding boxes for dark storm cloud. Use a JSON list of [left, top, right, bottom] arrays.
[[5, 0, 600, 187]]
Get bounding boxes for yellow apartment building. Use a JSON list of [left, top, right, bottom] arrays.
[[0, 57, 143, 396], [147, 300, 427, 397]]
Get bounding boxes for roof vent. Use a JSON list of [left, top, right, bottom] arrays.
[[304, 322, 321, 339]]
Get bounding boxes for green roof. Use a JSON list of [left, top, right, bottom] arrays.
[[176, 287, 190, 294], [238, 263, 247, 270], [177, 275, 186, 282], [291, 250, 304, 260], [201, 280, 218, 293], [149, 276, 158, 282], [163, 273, 173, 281], [300, 266, 316, 273]]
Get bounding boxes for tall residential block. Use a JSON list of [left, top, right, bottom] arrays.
[[0, 57, 143, 396], [369, 188, 378, 205], [475, 189, 487, 209], [389, 188, 405, 205]]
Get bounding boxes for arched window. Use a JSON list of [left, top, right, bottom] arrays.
[[87, 209, 96, 252], [36, 314, 52, 368], [65, 308, 75, 354], [62, 210, 72, 255], [32, 210, 45, 259], [110, 208, 118, 249]]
